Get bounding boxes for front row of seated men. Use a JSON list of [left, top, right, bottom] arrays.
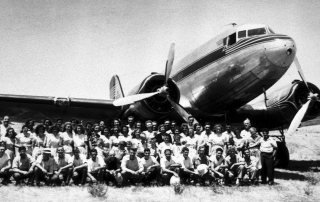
[[0, 143, 260, 187]]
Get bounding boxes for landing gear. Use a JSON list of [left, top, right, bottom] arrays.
[[274, 127, 290, 168]]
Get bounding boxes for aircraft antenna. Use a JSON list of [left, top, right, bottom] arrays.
[[221, 23, 237, 28]]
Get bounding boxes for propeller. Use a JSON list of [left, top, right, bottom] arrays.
[[113, 43, 198, 123], [287, 57, 319, 135]]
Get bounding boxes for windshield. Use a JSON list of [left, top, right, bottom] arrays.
[[248, 27, 266, 37], [268, 27, 275, 34]]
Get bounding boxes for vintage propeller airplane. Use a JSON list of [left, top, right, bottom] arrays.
[[0, 23, 319, 167]]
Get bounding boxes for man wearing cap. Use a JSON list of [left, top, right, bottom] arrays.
[[71, 147, 87, 186], [0, 143, 11, 185], [104, 150, 122, 186], [87, 148, 106, 184], [52, 147, 73, 186], [178, 147, 198, 185], [34, 148, 57, 186], [11, 146, 36, 185], [140, 148, 160, 185], [160, 149, 181, 185], [0, 116, 11, 139], [121, 147, 144, 186]]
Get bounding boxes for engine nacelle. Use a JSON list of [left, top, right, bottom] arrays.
[[124, 73, 180, 120], [265, 80, 320, 126]]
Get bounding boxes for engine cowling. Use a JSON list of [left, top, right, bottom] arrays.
[[124, 73, 180, 120], [265, 80, 320, 127]]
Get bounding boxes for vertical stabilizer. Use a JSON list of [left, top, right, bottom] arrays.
[[110, 75, 125, 100]]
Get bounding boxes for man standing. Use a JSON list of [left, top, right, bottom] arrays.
[[0, 116, 11, 138], [52, 147, 73, 186], [259, 128, 277, 185], [198, 122, 214, 155], [121, 147, 144, 186], [187, 116, 195, 129], [178, 147, 198, 185], [144, 120, 155, 143], [11, 146, 36, 185], [71, 147, 87, 186], [127, 116, 135, 134], [34, 148, 57, 186], [87, 148, 106, 184], [140, 148, 160, 185], [160, 149, 181, 185], [222, 123, 235, 142], [0, 143, 11, 185], [240, 119, 252, 140]]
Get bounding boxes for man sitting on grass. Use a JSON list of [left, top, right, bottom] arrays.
[[160, 149, 181, 185], [34, 148, 57, 186], [71, 147, 88, 186], [0, 143, 11, 185], [52, 147, 73, 186], [209, 148, 227, 185], [11, 146, 36, 185], [178, 147, 198, 185], [140, 148, 160, 186], [87, 148, 106, 184], [121, 147, 144, 186]]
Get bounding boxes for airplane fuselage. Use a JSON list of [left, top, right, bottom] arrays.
[[171, 24, 296, 117]]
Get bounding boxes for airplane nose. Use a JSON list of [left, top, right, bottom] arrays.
[[265, 38, 296, 67]]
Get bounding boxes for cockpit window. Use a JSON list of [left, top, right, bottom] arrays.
[[238, 30, 246, 38], [248, 27, 266, 37], [223, 32, 237, 46]]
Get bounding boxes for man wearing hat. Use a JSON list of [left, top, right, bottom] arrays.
[[34, 148, 57, 186], [11, 146, 36, 185], [121, 146, 144, 186], [52, 147, 73, 186], [71, 147, 88, 186], [0, 142, 11, 185], [87, 148, 106, 184]]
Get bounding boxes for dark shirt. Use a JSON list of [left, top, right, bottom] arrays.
[[104, 156, 119, 170]]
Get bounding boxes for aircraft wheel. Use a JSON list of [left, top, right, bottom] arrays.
[[274, 141, 290, 168]]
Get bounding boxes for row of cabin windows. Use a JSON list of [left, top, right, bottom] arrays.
[[223, 27, 273, 46]]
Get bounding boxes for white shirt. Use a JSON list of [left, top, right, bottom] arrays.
[[240, 129, 251, 140], [259, 138, 277, 153], [87, 156, 106, 173]]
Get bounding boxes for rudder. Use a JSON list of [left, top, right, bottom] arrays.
[[110, 75, 125, 100]]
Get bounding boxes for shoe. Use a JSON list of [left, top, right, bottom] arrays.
[[268, 181, 274, 186]]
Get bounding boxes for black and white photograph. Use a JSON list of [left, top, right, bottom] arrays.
[[0, 0, 319, 201]]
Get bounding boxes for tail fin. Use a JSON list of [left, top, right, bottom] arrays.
[[110, 75, 125, 100]]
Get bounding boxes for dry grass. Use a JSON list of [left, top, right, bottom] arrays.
[[1, 124, 320, 202]]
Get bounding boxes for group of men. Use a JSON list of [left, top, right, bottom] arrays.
[[0, 115, 278, 187]]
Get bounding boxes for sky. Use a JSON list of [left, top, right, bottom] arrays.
[[0, 0, 320, 101]]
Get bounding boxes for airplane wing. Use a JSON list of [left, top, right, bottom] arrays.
[[0, 94, 123, 122]]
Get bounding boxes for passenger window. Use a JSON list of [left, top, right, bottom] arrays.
[[238, 30, 246, 38], [248, 28, 266, 37]]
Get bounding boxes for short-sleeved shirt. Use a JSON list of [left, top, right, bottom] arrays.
[[158, 142, 174, 156], [16, 133, 34, 154], [1, 137, 16, 151], [87, 156, 106, 173], [240, 129, 251, 140], [192, 154, 210, 168], [54, 154, 72, 169], [140, 156, 158, 172], [118, 135, 132, 144], [121, 155, 143, 172], [112, 147, 127, 160], [0, 153, 10, 169], [12, 154, 35, 170], [209, 155, 225, 169], [46, 133, 61, 149], [222, 131, 235, 140], [178, 156, 194, 170], [72, 154, 87, 167], [73, 134, 86, 147], [160, 156, 179, 169], [36, 155, 57, 173], [259, 138, 277, 153]]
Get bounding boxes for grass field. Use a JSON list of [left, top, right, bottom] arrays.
[[1, 124, 320, 202]]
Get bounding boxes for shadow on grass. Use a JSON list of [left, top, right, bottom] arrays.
[[287, 160, 320, 172], [275, 170, 306, 181]]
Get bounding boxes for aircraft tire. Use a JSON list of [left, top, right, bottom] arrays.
[[274, 141, 290, 168]]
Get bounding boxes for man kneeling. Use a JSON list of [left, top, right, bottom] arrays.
[[178, 147, 198, 185], [34, 148, 56, 186], [12, 146, 36, 185], [121, 147, 144, 186], [52, 147, 73, 186], [140, 148, 160, 185], [87, 149, 106, 184], [238, 149, 258, 185], [160, 149, 181, 185], [72, 147, 87, 186]]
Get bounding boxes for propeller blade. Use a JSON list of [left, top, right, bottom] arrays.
[[287, 100, 311, 136], [294, 57, 310, 91], [167, 96, 198, 124], [113, 92, 158, 106], [164, 43, 175, 85]]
